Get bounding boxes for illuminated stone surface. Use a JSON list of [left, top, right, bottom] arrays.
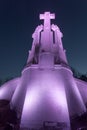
[[0, 12, 87, 130]]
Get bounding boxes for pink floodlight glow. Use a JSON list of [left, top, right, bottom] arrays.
[[0, 85, 11, 100], [23, 86, 40, 112], [0, 12, 87, 130], [0, 88, 6, 98], [50, 87, 67, 108]]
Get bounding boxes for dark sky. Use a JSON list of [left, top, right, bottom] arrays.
[[0, 0, 87, 79]]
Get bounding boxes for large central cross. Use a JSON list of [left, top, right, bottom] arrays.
[[40, 12, 55, 31]]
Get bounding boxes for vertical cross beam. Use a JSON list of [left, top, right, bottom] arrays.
[[40, 12, 55, 31]]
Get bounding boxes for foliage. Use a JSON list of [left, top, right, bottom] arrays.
[[70, 67, 87, 82]]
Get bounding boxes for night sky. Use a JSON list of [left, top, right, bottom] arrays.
[[0, 0, 87, 79]]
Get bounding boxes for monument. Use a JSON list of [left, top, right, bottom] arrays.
[[0, 12, 87, 130]]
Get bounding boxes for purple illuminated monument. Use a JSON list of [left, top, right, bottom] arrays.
[[0, 12, 87, 130]]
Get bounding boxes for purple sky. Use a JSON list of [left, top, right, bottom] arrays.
[[0, 0, 87, 79]]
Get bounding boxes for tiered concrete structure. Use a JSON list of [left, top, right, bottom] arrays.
[[0, 12, 87, 130]]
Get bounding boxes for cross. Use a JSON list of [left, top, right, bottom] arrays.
[[40, 12, 55, 31]]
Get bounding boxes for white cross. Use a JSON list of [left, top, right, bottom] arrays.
[[40, 12, 55, 30]]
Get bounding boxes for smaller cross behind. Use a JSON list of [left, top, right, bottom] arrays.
[[40, 12, 55, 30]]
